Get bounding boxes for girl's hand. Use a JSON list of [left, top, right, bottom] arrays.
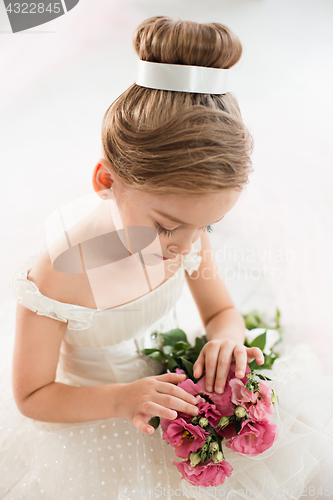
[[193, 338, 265, 393], [116, 372, 199, 435]]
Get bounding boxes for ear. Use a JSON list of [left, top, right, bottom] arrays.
[[92, 160, 113, 197]]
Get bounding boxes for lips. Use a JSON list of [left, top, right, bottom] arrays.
[[154, 254, 171, 260]]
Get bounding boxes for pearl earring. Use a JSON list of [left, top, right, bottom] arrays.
[[103, 195, 107, 199]]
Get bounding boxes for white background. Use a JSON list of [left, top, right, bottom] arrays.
[[0, 0, 332, 370]]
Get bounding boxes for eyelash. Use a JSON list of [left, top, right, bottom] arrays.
[[154, 222, 213, 238]]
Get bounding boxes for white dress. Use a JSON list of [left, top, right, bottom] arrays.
[[1, 238, 333, 500]]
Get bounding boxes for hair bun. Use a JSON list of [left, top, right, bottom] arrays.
[[132, 15, 242, 70]]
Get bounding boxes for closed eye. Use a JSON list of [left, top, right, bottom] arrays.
[[154, 222, 213, 238]]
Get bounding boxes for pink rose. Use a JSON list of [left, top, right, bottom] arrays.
[[226, 419, 277, 456], [196, 375, 234, 415], [196, 396, 222, 426], [162, 417, 209, 458], [247, 382, 275, 421], [177, 377, 202, 396], [216, 421, 237, 440], [229, 378, 259, 406], [174, 458, 233, 487], [229, 379, 274, 422], [174, 368, 186, 375], [196, 364, 251, 416]]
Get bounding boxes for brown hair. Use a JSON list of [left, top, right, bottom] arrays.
[[101, 15, 254, 195]]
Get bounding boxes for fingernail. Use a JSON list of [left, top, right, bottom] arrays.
[[237, 371, 243, 376], [207, 386, 213, 392], [216, 386, 223, 393]]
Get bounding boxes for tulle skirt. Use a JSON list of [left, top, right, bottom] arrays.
[[1, 300, 333, 500]]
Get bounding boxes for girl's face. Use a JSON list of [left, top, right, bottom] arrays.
[[94, 161, 241, 260]]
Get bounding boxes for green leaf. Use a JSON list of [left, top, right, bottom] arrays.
[[275, 308, 281, 327], [166, 358, 178, 370], [149, 351, 166, 362], [261, 353, 276, 370], [256, 373, 272, 381], [243, 312, 260, 329], [174, 341, 191, 351], [180, 357, 194, 379], [162, 345, 174, 355], [148, 416, 160, 429], [141, 348, 160, 355], [192, 336, 207, 355], [215, 433, 223, 452], [249, 331, 267, 351], [234, 418, 242, 434], [248, 358, 260, 371], [252, 310, 262, 324], [160, 329, 188, 347]]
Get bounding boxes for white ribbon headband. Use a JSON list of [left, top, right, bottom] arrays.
[[135, 59, 229, 95]]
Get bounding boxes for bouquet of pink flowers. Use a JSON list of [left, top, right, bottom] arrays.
[[142, 308, 281, 487], [160, 365, 277, 487]]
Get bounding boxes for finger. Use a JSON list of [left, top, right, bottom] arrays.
[[232, 346, 248, 379], [202, 344, 220, 392], [213, 345, 234, 393], [133, 413, 157, 435], [154, 393, 199, 417], [155, 372, 187, 383], [156, 381, 198, 406], [145, 396, 198, 422], [193, 351, 205, 378], [246, 347, 265, 364]]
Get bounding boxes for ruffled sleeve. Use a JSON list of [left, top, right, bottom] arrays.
[[8, 245, 98, 331], [181, 236, 203, 276]]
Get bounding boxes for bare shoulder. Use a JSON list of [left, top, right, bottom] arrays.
[[27, 248, 98, 309]]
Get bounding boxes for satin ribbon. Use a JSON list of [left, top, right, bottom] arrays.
[[135, 59, 229, 95]]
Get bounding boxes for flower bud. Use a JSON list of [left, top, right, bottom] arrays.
[[189, 452, 202, 467], [199, 417, 209, 427], [271, 390, 277, 405], [211, 451, 224, 463], [191, 416, 199, 425], [201, 443, 209, 452], [234, 406, 247, 418], [217, 416, 230, 429], [209, 441, 219, 452]]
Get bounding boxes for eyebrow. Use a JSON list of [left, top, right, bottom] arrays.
[[152, 209, 225, 226]]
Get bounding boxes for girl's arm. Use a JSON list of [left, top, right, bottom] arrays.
[[185, 231, 242, 334], [13, 262, 198, 431], [12, 302, 123, 423], [185, 232, 264, 393], [14, 302, 198, 428]]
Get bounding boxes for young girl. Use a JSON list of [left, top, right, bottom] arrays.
[[1, 15, 333, 500]]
